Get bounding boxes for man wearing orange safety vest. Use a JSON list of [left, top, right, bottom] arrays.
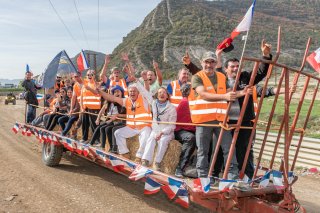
[[80, 69, 101, 142], [190, 51, 251, 179], [95, 82, 152, 160], [167, 68, 191, 107]]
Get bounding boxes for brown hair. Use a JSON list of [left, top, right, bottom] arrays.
[[154, 87, 170, 101]]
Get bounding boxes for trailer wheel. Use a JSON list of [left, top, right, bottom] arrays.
[[42, 142, 63, 166]]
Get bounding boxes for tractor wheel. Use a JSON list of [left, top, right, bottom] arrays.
[[42, 142, 63, 167]]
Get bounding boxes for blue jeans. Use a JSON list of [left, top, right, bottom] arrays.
[[27, 105, 36, 124], [58, 115, 79, 136]]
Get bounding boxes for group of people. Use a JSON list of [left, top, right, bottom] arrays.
[[23, 40, 279, 180]]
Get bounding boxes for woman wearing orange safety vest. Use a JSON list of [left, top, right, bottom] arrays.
[[80, 70, 101, 143]]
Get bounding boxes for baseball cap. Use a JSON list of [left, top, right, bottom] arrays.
[[217, 37, 234, 53], [202, 51, 216, 62]]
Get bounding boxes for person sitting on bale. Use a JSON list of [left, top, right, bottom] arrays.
[[87, 85, 126, 149], [87, 82, 152, 161], [140, 87, 177, 171]]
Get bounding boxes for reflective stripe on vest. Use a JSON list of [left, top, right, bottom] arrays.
[[82, 81, 101, 110], [253, 86, 258, 116], [189, 70, 227, 123], [125, 95, 152, 130], [110, 78, 128, 97], [170, 80, 183, 107]]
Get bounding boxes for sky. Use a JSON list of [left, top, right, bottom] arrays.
[[0, 0, 161, 79]]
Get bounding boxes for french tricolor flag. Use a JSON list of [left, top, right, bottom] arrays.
[[129, 165, 152, 181], [259, 171, 271, 188], [74, 142, 83, 155], [77, 49, 89, 72], [63, 138, 75, 151], [82, 144, 90, 157], [109, 155, 125, 173], [161, 177, 183, 200], [12, 123, 20, 134], [193, 177, 211, 193], [230, 0, 256, 39], [144, 177, 161, 195], [307, 47, 320, 73], [175, 188, 189, 208], [218, 179, 237, 192], [272, 170, 283, 186]]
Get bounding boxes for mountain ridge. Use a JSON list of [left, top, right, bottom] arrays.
[[106, 0, 319, 78]]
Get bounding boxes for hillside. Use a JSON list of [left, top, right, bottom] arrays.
[[106, 0, 320, 78]]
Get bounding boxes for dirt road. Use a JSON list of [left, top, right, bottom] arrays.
[[0, 99, 319, 213]]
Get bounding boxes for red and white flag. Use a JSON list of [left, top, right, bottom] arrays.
[[12, 123, 20, 134], [77, 49, 89, 72], [230, 0, 256, 39], [307, 48, 320, 73]]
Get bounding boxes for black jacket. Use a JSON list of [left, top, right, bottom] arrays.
[[185, 55, 272, 122]]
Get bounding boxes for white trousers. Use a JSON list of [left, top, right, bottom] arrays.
[[142, 131, 174, 163], [114, 126, 152, 157]]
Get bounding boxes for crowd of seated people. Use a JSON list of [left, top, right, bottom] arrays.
[[28, 41, 283, 180]]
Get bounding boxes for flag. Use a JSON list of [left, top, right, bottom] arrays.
[[129, 165, 153, 181], [175, 188, 189, 208], [218, 179, 237, 192], [193, 177, 211, 193], [230, 0, 257, 39], [144, 177, 161, 195], [125, 161, 136, 170], [74, 142, 83, 155], [51, 135, 60, 146], [109, 155, 125, 173], [82, 144, 90, 157], [26, 64, 30, 72], [21, 127, 26, 136], [26, 128, 32, 136], [288, 171, 294, 184], [307, 48, 320, 73], [62, 138, 75, 151], [12, 123, 20, 134], [43, 50, 78, 88], [259, 171, 271, 188], [77, 49, 89, 72], [161, 177, 183, 200], [272, 170, 283, 186]]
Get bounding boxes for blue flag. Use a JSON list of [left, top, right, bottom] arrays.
[[42, 50, 78, 88], [26, 64, 30, 73]]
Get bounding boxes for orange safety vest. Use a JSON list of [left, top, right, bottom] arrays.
[[125, 95, 152, 130], [189, 70, 228, 123], [82, 81, 101, 110], [170, 80, 195, 107], [252, 86, 258, 116], [110, 78, 128, 97], [73, 82, 82, 102], [54, 81, 65, 90], [170, 80, 183, 107]]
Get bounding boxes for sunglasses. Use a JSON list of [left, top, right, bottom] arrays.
[[87, 74, 93, 76]]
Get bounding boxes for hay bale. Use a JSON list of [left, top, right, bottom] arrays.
[[154, 140, 182, 175], [126, 136, 182, 175], [127, 136, 139, 160]]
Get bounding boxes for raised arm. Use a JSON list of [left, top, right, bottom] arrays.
[[153, 60, 162, 85], [100, 54, 111, 83]]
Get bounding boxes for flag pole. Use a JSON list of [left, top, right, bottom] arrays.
[[238, 30, 250, 72]]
